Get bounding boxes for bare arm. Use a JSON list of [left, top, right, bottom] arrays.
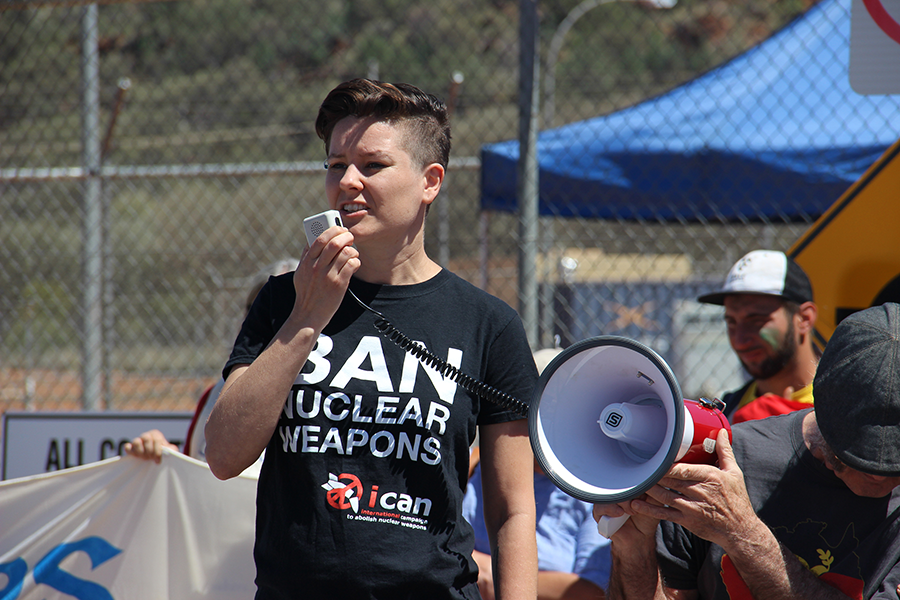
[[592, 502, 688, 600], [632, 429, 852, 600], [476, 548, 607, 600], [606, 535, 696, 600], [480, 419, 538, 600], [205, 227, 359, 479]]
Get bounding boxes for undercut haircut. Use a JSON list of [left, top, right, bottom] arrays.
[[315, 78, 451, 170]]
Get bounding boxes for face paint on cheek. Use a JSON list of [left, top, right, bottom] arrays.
[[758, 326, 785, 351]]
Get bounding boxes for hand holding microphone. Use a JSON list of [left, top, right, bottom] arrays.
[[295, 210, 360, 331], [303, 210, 344, 248]]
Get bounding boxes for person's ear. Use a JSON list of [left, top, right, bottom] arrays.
[[421, 163, 444, 205], [796, 301, 817, 334]]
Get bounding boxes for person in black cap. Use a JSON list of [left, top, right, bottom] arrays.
[[698, 249, 819, 423], [594, 302, 900, 599]]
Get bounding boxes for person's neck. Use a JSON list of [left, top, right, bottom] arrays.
[[354, 244, 441, 286], [801, 411, 827, 463], [756, 343, 819, 397]]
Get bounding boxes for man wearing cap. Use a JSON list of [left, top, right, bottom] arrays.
[[698, 249, 819, 423], [594, 303, 900, 599]]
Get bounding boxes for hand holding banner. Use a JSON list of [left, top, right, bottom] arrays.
[[0, 450, 257, 600]]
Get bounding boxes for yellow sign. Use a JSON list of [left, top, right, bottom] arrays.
[[789, 138, 900, 347]]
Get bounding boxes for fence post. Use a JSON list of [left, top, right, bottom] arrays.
[[81, 3, 104, 411], [518, 0, 540, 348]]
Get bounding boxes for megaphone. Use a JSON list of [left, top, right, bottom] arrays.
[[528, 336, 731, 537]]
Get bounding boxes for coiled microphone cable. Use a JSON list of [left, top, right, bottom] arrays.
[[346, 288, 529, 417]]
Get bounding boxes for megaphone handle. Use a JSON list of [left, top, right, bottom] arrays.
[[597, 514, 631, 538]]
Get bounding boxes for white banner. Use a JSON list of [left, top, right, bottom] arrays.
[[0, 450, 258, 600]]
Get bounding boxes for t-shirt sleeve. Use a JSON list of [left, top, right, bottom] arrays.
[[657, 521, 707, 591], [476, 310, 539, 425]]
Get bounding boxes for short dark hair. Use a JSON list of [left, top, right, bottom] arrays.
[[315, 78, 451, 170], [783, 299, 801, 317]]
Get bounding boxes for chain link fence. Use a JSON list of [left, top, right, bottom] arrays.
[[0, 0, 885, 417]]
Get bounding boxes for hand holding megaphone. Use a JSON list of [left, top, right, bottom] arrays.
[[527, 336, 732, 538], [592, 500, 659, 539], [595, 512, 632, 538]]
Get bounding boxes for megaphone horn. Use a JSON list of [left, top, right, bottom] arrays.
[[527, 336, 731, 537]]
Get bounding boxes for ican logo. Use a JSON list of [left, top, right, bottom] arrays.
[[321, 472, 433, 516]]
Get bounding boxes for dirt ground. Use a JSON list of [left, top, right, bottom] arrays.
[[0, 367, 211, 414]]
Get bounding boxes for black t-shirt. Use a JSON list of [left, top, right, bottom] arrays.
[[225, 269, 538, 600], [657, 409, 900, 599]]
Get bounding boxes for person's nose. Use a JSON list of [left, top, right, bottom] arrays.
[[340, 164, 364, 192], [730, 324, 756, 349]]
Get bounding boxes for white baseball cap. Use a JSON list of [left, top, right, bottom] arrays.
[[698, 250, 813, 306]]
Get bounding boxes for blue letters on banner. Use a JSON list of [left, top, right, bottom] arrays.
[[0, 537, 121, 600]]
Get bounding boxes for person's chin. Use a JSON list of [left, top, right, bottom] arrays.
[[848, 483, 895, 498], [738, 360, 766, 379]]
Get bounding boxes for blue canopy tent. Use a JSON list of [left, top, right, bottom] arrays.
[[480, 0, 900, 222]]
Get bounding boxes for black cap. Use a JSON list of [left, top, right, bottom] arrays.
[[814, 303, 900, 476]]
